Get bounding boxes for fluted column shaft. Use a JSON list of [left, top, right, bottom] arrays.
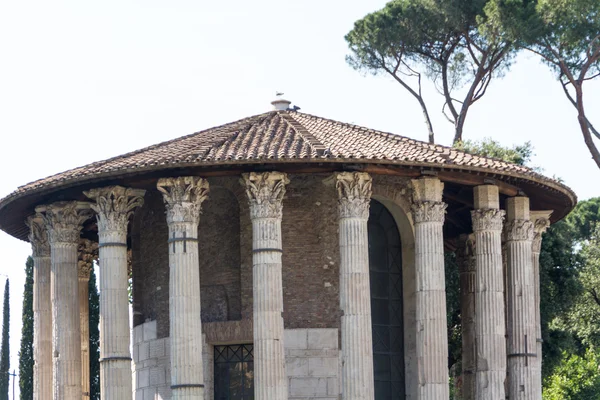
[[471, 185, 506, 400], [85, 186, 145, 400], [531, 212, 551, 399], [412, 177, 449, 400], [27, 215, 53, 400], [78, 239, 97, 399], [37, 201, 92, 400], [505, 198, 538, 400], [242, 172, 289, 400], [457, 235, 476, 400], [335, 172, 374, 400], [157, 177, 208, 400]]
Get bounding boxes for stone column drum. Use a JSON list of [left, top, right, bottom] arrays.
[[157, 177, 208, 400], [37, 201, 92, 400], [26, 214, 53, 400], [531, 211, 551, 397], [457, 234, 476, 400], [335, 172, 375, 400], [411, 176, 449, 399], [85, 186, 145, 400], [505, 197, 538, 400], [471, 185, 506, 400], [78, 239, 98, 399], [242, 172, 289, 400]]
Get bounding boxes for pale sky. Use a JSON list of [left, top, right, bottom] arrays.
[[0, 0, 598, 394]]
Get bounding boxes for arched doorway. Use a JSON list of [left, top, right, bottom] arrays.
[[369, 199, 405, 399]]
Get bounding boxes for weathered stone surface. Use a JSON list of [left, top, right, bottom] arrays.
[[411, 177, 449, 400], [158, 176, 209, 400], [85, 185, 145, 400], [505, 197, 539, 400], [457, 234, 476, 400], [471, 185, 506, 400], [26, 214, 52, 400], [336, 172, 375, 400], [36, 201, 92, 400], [242, 171, 289, 400], [531, 210, 551, 399]]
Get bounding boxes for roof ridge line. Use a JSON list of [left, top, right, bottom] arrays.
[[279, 112, 328, 156]]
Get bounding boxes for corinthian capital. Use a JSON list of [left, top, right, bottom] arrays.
[[78, 239, 98, 279], [242, 172, 289, 219], [335, 172, 372, 219], [504, 220, 535, 241], [531, 211, 552, 253], [26, 213, 50, 257], [85, 186, 146, 234], [35, 201, 93, 245], [471, 209, 505, 232], [157, 176, 209, 225], [456, 234, 476, 273], [412, 201, 447, 223]]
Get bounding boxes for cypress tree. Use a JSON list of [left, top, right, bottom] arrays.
[[89, 268, 100, 400], [19, 257, 34, 400], [0, 279, 10, 400]]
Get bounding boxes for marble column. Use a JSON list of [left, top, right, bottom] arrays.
[[36, 201, 92, 400], [411, 176, 449, 399], [531, 211, 551, 398], [85, 186, 145, 400], [242, 172, 289, 400], [457, 234, 476, 400], [334, 172, 374, 400], [77, 239, 98, 399], [26, 214, 53, 400], [505, 197, 537, 399], [471, 185, 506, 400], [157, 177, 208, 400]]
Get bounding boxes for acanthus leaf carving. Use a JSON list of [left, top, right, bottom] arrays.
[[78, 239, 98, 279], [85, 186, 146, 235], [412, 201, 447, 223], [504, 219, 535, 242], [471, 208, 505, 232], [532, 215, 551, 253], [335, 172, 372, 219], [35, 201, 93, 245], [26, 213, 50, 257], [242, 172, 289, 219], [157, 177, 209, 225]]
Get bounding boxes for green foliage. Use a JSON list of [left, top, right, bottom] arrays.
[[565, 197, 600, 242], [454, 138, 534, 166], [543, 349, 600, 400], [345, 0, 516, 143], [89, 268, 100, 400], [18, 258, 34, 400], [0, 280, 10, 400]]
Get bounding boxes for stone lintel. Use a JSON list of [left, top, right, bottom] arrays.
[[506, 196, 530, 221], [473, 184, 499, 210], [411, 176, 443, 203]]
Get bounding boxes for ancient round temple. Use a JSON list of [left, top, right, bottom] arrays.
[[0, 98, 576, 400]]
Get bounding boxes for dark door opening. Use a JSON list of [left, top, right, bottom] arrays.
[[214, 344, 254, 400], [368, 199, 405, 399]]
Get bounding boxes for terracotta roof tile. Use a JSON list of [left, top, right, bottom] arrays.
[[2, 110, 564, 202]]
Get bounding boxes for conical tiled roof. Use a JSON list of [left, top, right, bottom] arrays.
[[0, 109, 576, 240]]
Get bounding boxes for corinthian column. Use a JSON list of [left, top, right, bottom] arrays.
[[334, 172, 374, 400], [411, 176, 449, 399], [26, 214, 52, 400], [78, 239, 98, 399], [36, 201, 92, 400], [242, 171, 289, 400], [471, 185, 506, 400], [531, 211, 551, 398], [85, 186, 145, 400], [457, 234, 476, 400], [505, 197, 537, 400], [157, 177, 208, 400]]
